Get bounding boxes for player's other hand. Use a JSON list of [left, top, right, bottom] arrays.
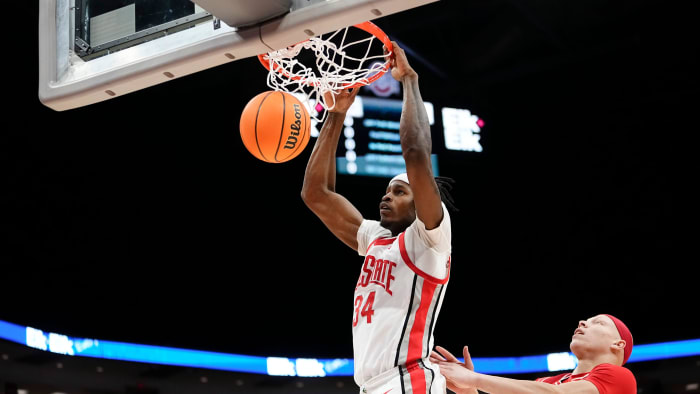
[[324, 87, 360, 114], [386, 41, 418, 82]]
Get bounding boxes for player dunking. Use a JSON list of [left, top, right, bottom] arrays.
[[301, 42, 456, 394]]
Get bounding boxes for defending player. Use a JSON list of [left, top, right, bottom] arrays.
[[301, 42, 455, 394], [430, 314, 636, 394]]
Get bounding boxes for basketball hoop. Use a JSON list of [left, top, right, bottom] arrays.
[[258, 21, 393, 122]]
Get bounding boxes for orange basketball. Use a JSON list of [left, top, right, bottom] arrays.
[[239, 91, 311, 163]]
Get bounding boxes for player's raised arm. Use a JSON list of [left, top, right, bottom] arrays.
[[390, 42, 444, 230], [301, 88, 364, 251]]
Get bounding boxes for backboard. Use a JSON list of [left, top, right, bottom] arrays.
[[38, 0, 439, 111]]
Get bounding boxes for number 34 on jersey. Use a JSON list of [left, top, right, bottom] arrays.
[[353, 291, 377, 326]]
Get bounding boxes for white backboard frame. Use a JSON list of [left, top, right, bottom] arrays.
[[38, 0, 439, 111]]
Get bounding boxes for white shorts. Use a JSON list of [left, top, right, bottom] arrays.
[[359, 360, 446, 394]]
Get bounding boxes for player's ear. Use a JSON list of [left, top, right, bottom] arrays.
[[611, 339, 626, 352]]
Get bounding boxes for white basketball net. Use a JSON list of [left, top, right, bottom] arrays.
[[261, 25, 391, 122]]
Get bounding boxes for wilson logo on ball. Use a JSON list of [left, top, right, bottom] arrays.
[[284, 103, 303, 150]]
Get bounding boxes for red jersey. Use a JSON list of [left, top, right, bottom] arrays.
[[536, 363, 636, 394]]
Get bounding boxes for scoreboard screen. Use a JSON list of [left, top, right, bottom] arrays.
[[302, 73, 484, 179], [334, 96, 439, 178]]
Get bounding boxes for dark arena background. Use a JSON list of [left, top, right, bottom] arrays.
[[2, 0, 698, 393]]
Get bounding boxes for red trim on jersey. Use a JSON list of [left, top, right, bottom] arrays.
[[406, 360, 427, 394], [365, 236, 397, 255], [398, 232, 450, 285]]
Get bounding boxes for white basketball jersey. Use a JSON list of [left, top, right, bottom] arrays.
[[353, 204, 451, 390]]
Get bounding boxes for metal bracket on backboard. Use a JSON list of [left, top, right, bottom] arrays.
[[74, 37, 92, 56]]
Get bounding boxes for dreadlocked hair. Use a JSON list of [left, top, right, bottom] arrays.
[[435, 176, 459, 212]]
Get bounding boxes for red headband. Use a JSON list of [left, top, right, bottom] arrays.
[[604, 314, 633, 365]]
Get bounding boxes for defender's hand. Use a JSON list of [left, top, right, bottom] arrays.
[[431, 346, 479, 394], [437, 362, 479, 392]]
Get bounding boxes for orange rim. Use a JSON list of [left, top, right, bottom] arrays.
[[257, 21, 393, 89]]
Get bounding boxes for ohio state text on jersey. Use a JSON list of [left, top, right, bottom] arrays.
[[353, 204, 452, 390]]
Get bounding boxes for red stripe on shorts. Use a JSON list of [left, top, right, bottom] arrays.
[[406, 360, 428, 394]]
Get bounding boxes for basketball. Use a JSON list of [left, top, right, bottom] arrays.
[[239, 91, 311, 163]]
